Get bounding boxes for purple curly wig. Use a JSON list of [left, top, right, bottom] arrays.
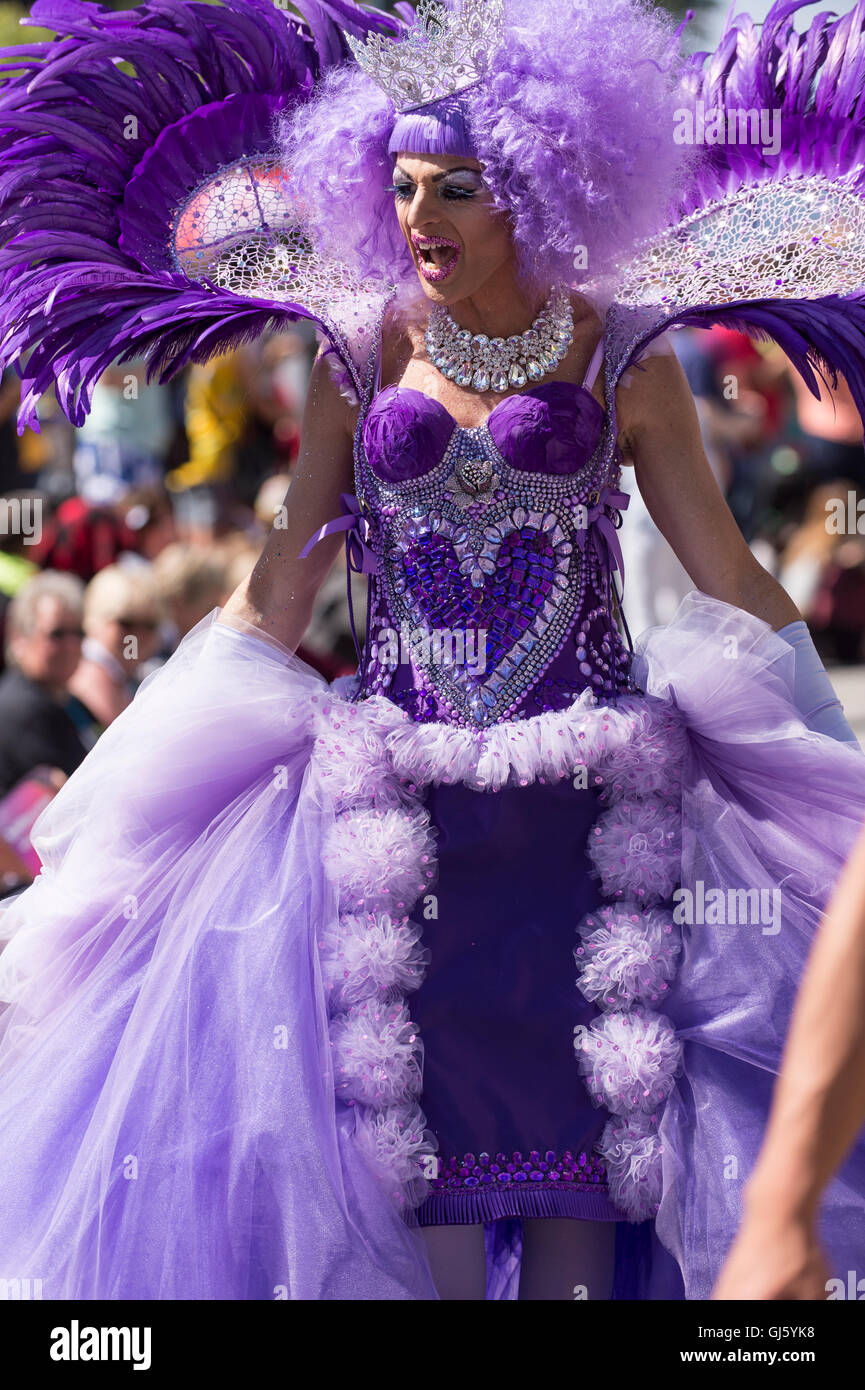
[[280, 0, 694, 292]]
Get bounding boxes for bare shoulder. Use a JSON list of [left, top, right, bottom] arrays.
[[567, 290, 607, 403], [614, 341, 696, 458], [306, 341, 363, 441], [304, 293, 423, 435]]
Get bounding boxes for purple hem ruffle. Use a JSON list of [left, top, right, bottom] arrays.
[[410, 1185, 626, 1226]]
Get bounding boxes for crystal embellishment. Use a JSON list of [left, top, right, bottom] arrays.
[[363, 422, 596, 727], [426, 286, 574, 395], [428, 1147, 609, 1192], [344, 0, 505, 114], [615, 175, 865, 310], [354, 300, 637, 726]]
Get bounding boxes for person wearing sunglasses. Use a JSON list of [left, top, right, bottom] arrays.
[[0, 571, 92, 799]]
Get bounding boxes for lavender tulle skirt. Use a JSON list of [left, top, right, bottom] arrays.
[[0, 592, 864, 1300]]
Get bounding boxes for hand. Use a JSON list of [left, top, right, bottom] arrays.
[[712, 1216, 830, 1300]]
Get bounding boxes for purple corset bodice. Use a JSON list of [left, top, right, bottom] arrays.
[[349, 344, 635, 729], [363, 380, 605, 482]]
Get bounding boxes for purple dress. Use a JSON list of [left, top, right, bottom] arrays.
[[354, 343, 633, 1228]]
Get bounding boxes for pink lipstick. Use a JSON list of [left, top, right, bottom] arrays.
[[411, 232, 461, 283]]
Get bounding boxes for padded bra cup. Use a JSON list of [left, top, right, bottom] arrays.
[[363, 379, 606, 484]]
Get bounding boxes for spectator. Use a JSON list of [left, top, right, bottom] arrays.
[[231, 334, 308, 504], [777, 481, 865, 666], [68, 564, 162, 727], [151, 542, 230, 642], [0, 830, 34, 901], [750, 348, 865, 534], [786, 359, 865, 494], [116, 486, 177, 563], [0, 368, 29, 494], [0, 572, 98, 798], [0, 493, 42, 590]]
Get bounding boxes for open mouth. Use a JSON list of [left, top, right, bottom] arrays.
[[411, 233, 461, 282]]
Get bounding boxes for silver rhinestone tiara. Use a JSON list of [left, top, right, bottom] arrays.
[[344, 0, 505, 114]]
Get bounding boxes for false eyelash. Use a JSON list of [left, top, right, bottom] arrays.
[[383, 183, 476, 201]]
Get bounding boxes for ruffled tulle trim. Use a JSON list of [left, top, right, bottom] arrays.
[[311, 680, 688, 797], [309, 661, 690, 1220]]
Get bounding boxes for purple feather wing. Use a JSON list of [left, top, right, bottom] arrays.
[[615, 295, 865, 433], [674, 0, 865, 214], [613, 0, 865, 428], [0, 0, 404, 431]]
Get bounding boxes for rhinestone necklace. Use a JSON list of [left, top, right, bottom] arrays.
[[425, 285, 574, 394]]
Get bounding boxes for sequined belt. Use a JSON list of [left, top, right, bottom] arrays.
[[428, 1147, 609, 1193]]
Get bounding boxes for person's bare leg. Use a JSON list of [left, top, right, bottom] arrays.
[[421, 1224, 487, 1300], [518, 1219, 616, 1301]]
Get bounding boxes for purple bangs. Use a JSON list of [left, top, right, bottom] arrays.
[[387, 94, 478, 159]]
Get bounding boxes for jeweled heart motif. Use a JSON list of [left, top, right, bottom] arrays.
[[402, 529, 554, 663], [387, 507, 579, 724]]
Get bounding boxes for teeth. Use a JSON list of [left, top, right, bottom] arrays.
[[414, 237, 457, 250]]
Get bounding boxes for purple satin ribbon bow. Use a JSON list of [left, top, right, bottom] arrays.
[[300, 493, 379, 669], [299, 492, 380, 576], [575, 485, 630, 593]]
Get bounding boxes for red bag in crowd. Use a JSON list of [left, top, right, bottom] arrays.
[[28, 497, 138, 582]]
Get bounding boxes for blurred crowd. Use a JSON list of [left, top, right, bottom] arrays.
[[621, 326, 865, 654], [0, 322, 863, 892]]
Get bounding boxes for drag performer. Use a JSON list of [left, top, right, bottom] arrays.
[[0, 0, 865, 1301]]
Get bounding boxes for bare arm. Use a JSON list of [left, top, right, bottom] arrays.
[[219, 347, 356, 652], [618, 349, 800, 630], [713, 816, 865, 1299]]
